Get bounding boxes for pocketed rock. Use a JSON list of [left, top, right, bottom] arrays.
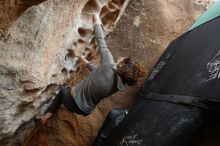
[[0, 0, 129, 145]]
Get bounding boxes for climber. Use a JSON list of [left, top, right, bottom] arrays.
[[40, 14, 145, 122]]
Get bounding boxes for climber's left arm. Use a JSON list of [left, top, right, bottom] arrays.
[[94, 14, 115, 66]]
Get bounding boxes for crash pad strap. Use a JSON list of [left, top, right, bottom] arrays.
[[144, 92, 220, 112]]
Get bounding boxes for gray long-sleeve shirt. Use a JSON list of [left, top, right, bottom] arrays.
[[73, 24, 125, 114]]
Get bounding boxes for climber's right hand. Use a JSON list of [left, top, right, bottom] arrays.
[[80, 55, 89, 64]]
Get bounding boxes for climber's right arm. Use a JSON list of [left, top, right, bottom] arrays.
[[86, 63, 97, 71], [80, 55, 97, 71]]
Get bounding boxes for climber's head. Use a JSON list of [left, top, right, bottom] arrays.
[[116, 57, 145, 86]]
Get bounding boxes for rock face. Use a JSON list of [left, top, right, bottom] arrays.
[[0, 0, 130, 145], [0, 0, 213, 146]]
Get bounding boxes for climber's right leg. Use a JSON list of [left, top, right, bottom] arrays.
[[61, 87, 88, 116], [41, 87, 88, 123], [46, 87, 65, 113], [40, 87, 66, 122]]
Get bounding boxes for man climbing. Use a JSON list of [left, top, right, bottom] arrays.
[[41, 14, 145, 121]]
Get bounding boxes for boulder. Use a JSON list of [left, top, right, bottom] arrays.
[[0, 0, 213, 145], [0, 0, 130, 145]]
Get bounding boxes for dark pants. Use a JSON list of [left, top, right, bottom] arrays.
[[46, 87, 88, 116]]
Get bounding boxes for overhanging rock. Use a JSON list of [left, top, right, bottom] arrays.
[[0, 0, 129, 145]]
